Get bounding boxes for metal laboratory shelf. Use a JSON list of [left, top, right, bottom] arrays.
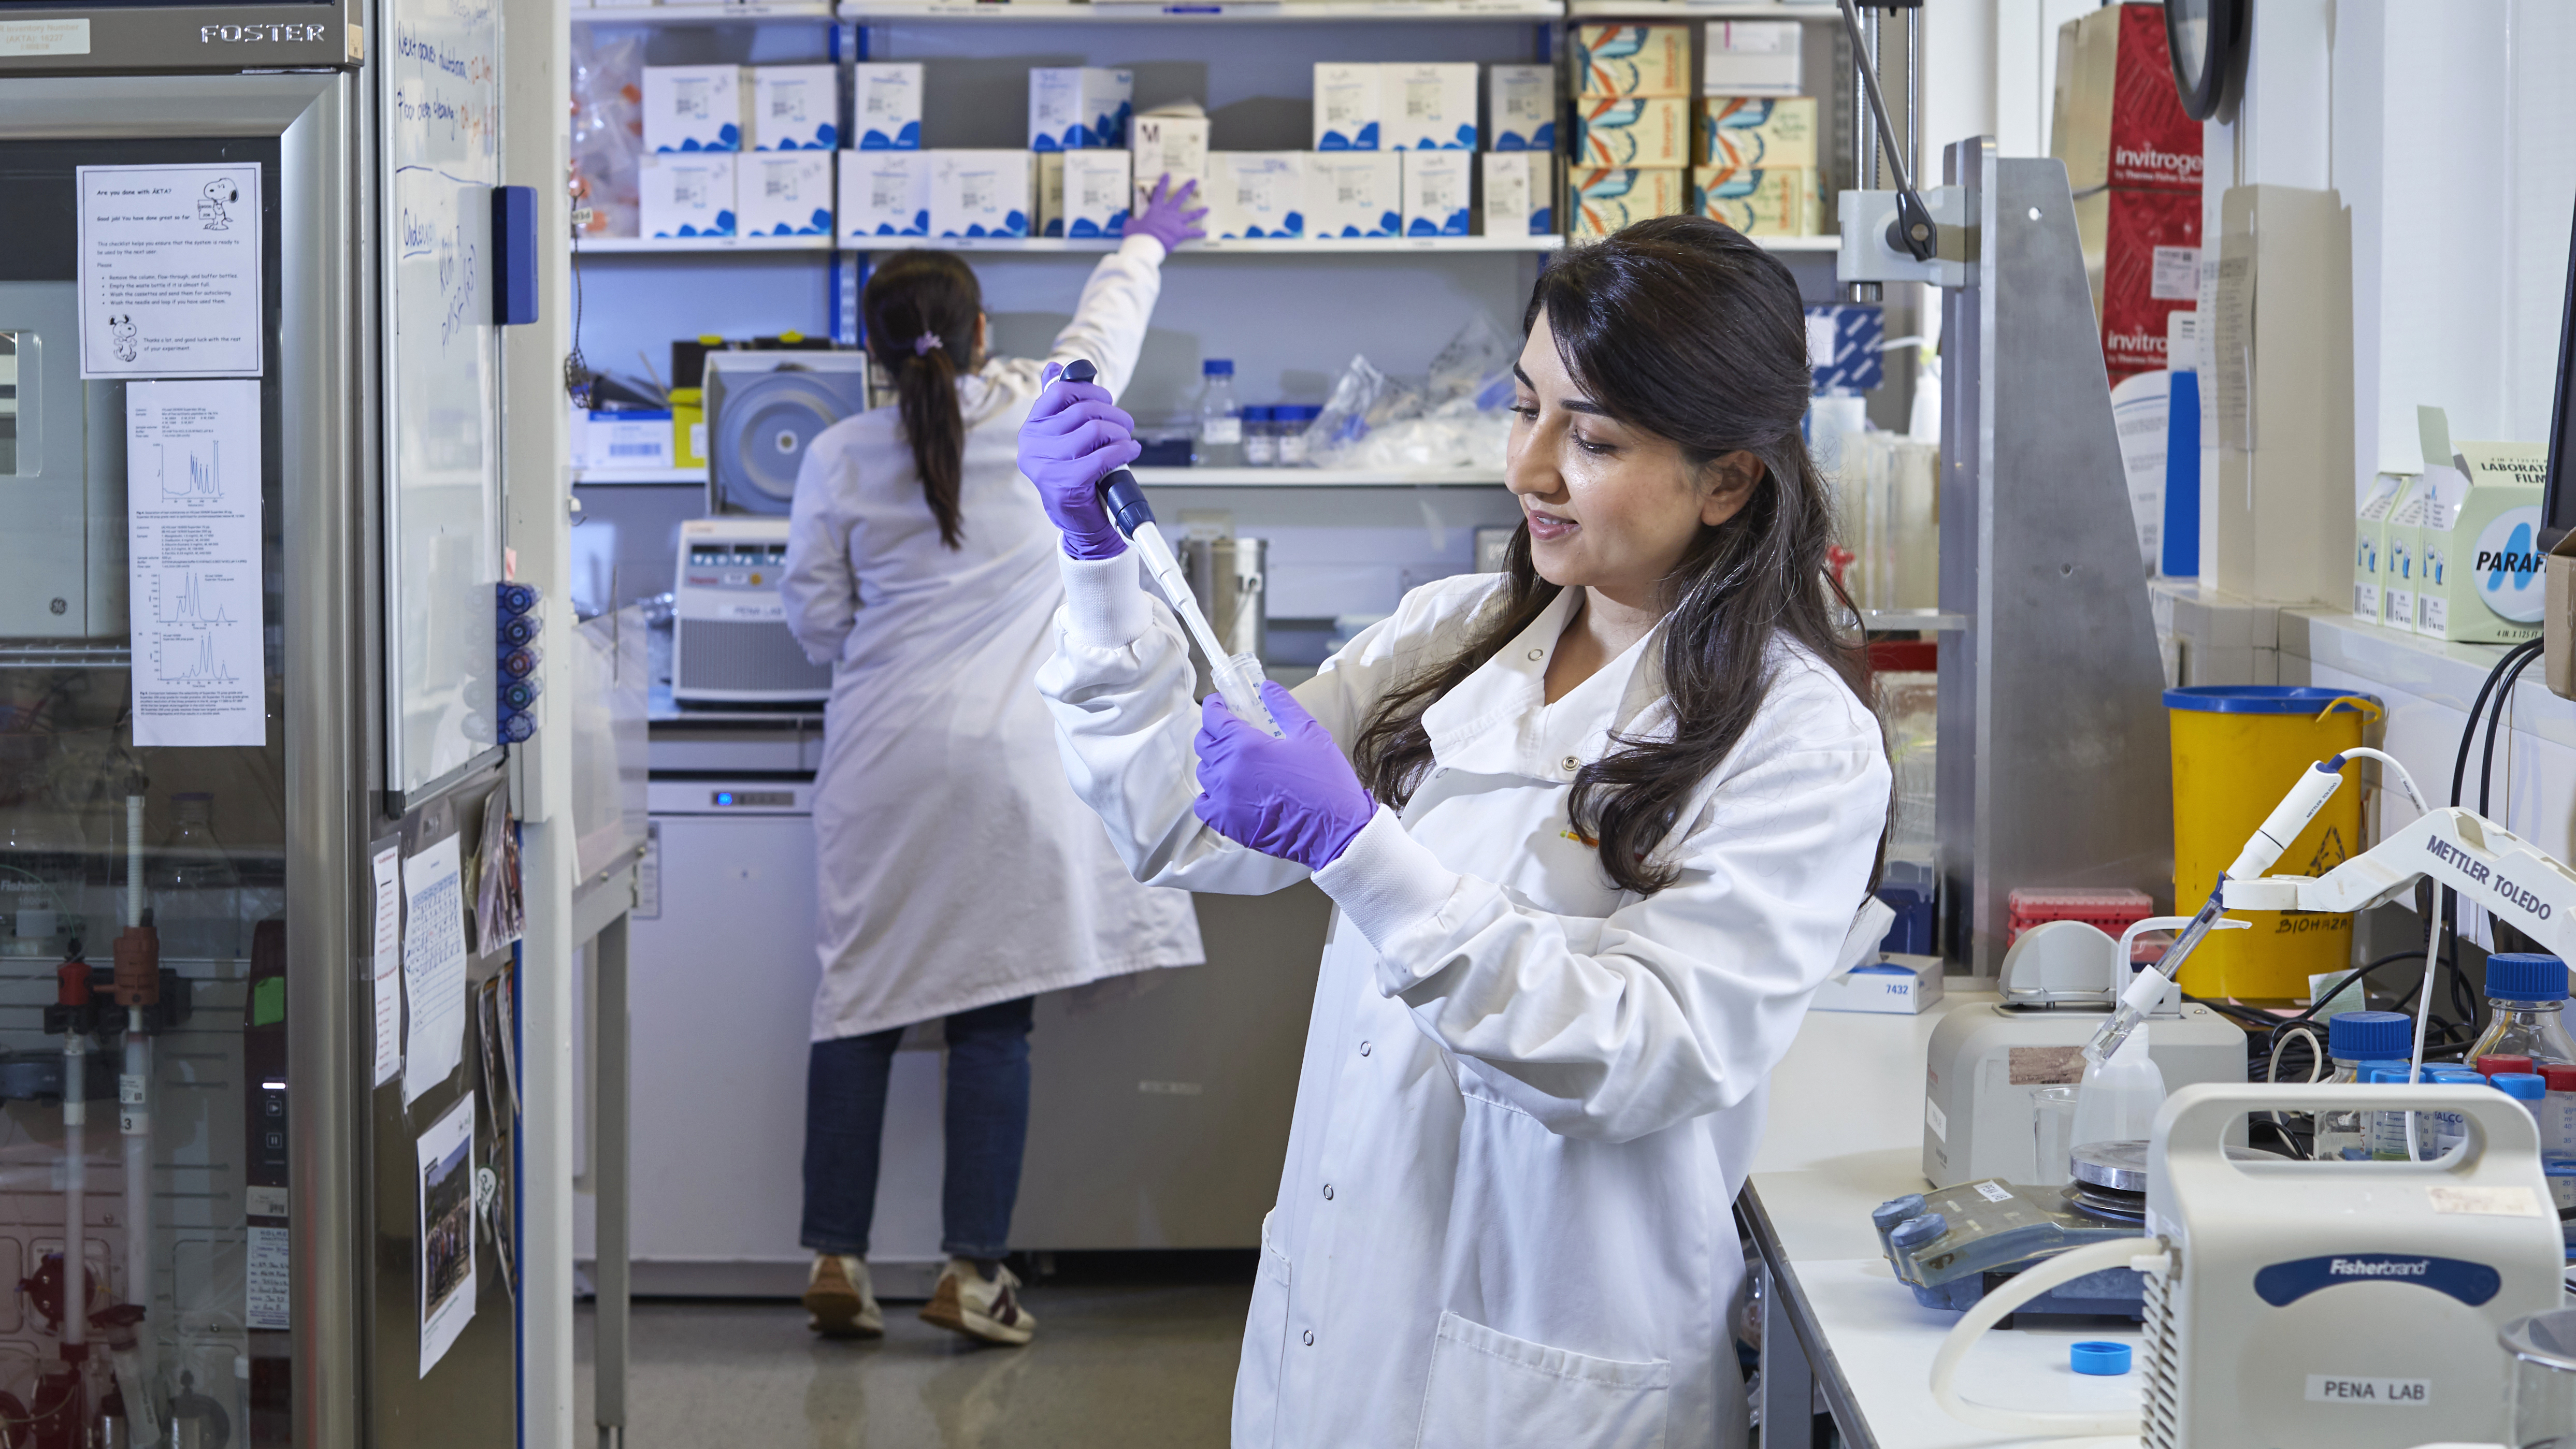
[[575, 234, 1836, 256], [844, 0, 1559, 19], [578, 234, 837, 253], [571, 465, 1508, 487]]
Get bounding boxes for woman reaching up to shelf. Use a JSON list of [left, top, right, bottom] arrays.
[[780, 176, 1209, 1347], [1019, 215, 1892, 1446]]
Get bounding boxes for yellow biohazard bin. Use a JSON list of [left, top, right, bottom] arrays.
[[2166, 686, 2382, 998]]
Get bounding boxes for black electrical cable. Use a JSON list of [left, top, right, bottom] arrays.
[[2478, 644, 2543, 820]]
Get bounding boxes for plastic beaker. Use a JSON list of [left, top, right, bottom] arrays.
[[2503, 1307, 2576, 1445], [2032, 1086, 2081, 1187]]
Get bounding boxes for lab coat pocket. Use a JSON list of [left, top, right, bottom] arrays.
[[1413, 1310, 1672, 1449], [1232, 1210, 1294, 1449]]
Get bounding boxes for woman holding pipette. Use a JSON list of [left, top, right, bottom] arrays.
[[781, 177, 1208, 1348], [1019, 216, 1892, 1448]]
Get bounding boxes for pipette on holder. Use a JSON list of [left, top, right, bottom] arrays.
[[1057, 359, 1285, 738]]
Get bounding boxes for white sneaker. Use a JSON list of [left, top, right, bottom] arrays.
[[803, 1254, 884, 1339], [919, 1257, 1035, 1346]]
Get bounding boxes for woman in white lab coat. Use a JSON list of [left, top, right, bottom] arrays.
[[1021, 216, 1891, 1446], [781, 181, 1209, 1347]]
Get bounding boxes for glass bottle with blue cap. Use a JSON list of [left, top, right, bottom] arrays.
[[2469, 953, 2576, 1068], [2312, 1010, 2412, 1161]]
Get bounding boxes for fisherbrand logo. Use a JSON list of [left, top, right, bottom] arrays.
[[2330, 1257, 2429, 1278], [2472, 505, 2546, 624], [2115, 143, 2204, 184]]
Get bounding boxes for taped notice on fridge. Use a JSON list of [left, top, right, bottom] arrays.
[[126, 381, 265, 748], [401, 834, 468, 1106], [416, 1095, 477, 1376], [76, 162, 263, 379], [247, 1225, 290, 1331]]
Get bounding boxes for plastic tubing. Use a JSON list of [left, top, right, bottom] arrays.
[[62, 1031, 83, 1354], [1926, 1235, 2159, 1437]]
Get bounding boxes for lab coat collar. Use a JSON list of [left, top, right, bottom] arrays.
[[1419, 586, 1673, 784]]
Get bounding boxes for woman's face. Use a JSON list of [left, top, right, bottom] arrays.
[[1504, 309, 1759, 612]]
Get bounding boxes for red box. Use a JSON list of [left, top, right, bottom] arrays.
[[2053, 3, 2203, 195], [2006, 887, 2156, 947], [2079, 185, 2201, 385]]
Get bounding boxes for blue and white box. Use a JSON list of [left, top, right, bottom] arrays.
[[1480, 152, 1552, 237], [1030, 67, 1133, 150], [1810, 953, 1944, 1015], [752, 65, 839, 151], [1488, 65, 1555, 152], [1040, 150, 1133, 237], [1314, 63, 1380, 150], [853, 63, 924, 150], [1208, 152, 1309, 239], [1381, 63, 1477, 150], [929, 150, 1031, 238], [1312, 151, 1400, 237], [838, 150, 930, 239], [644, 65, 749, 153], [1400, 149, 1470, 236], [740, 151, 834, 236], [640, 153, 737, 238]]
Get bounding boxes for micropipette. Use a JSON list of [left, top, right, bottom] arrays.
[[1057, 359, 1286, 738], [2082, 756, 2352, 1066]]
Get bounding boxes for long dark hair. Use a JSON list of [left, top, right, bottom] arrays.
[[1351, 215, 1879, 896], [862, 251, 981, 549]]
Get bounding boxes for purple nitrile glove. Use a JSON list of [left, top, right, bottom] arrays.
[[1019, 360, 1141, 560], [1191, 681, 1376, 872], [1124, 174, 1207, 254]]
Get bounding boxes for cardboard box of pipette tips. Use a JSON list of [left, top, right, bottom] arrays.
[[1810, 952, 1945, 1015]]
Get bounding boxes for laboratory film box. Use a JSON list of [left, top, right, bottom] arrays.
[[2076, 184, 2201, 386], [1480, 152, 1553, 237], [1314, 63, 1381, 150], [1692, 165, 1818, 237], [2414, 427, 2549, 644], [644, 65, 750, 153], [1575, 97, 1689, 169], [752, 65, 839, 151], [1572, 167, 1684, 238], [1382, 64, 1478, 150], [1208, 152, 1310, 239], [739, 151, 834, 237], [1703, 21, 1803, 98], [1488, 65, 1555, 152], [1132, 114, 1211, 213], [1312, 151, 1401, 238], [2353, 471, 2406, 625], [1571, 24, 1689, 97], [1030, 67, 1133, 151], [1810, 953, 1945, 1016], [928, 150, 1031, 239], [2382, 472, 2433, 632], [1400, 150, 1470, 237], [853, 63, 924, 150], [640, 153, 737, 238], [1695, 96, 1817, 169], [839, 150, 930, 239], [2049, 2, 2201, 195], [1037, 150, 1133, 238]]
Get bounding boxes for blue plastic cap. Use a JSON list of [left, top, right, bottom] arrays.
[[1871, 1194, 1926, 1235], [2487, 954, 2570, 1003], [2496, 1073, 2549, 1102], [2071, 1341, 2132, 1376], [2329, 1010, 2413, 1063], [1888, 1213, 1946, 1251], [1203, 358, 1234, 375]]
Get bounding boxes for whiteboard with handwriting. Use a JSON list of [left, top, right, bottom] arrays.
[[383, 0, 502, 797]]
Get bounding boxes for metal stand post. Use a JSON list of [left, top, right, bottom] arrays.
[[595, 918, 630, 1449]]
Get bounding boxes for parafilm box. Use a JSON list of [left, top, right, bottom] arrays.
[[2381, 473, 2431, 632], [1571, 24, 1689, 97], [1572, 167, 1683, 237], [1694, 97, 1817, 170], [1575, 97, 1688, 169], [2353, 472, 2406, 625], [1691, 165, 1818, 237], [2418, 435, 2549, 644]]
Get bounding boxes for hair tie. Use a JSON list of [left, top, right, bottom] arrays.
[[913, 330, 943, 357]]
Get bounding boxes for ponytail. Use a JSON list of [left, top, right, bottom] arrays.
[[862, 250, 983, 549]]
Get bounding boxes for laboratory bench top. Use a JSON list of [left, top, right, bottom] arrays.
[[1746, 992, 2143, 1449]]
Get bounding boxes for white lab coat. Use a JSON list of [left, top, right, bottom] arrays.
[[783, 236, 1203, 1042], [1038, 565, 1889, 1449]]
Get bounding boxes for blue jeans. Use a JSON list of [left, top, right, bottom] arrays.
[[800, 995, 1033, 1261]]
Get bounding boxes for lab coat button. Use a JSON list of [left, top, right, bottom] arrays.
[[1322, 1183, 1334, 1200], [1303, 1330, 1314, 1346], [1359, 1041, 1371, 1056], [1561, 756, 1579, 773], [1527, 649, 1543, 661]]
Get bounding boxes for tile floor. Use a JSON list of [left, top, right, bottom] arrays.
[[576, 1276, 1251, 1448]]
